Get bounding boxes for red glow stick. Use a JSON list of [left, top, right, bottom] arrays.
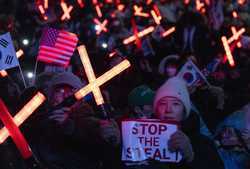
[[205, 0, 210, 5], [0, 93, 45, 158], [146, 0, 152, 5], [109, 51, 117, 58], [238, 0, 246, 5], [221, 36, 235, 67], [0, 92, 46, 144], [38, 5, 45, 14], [117, 4, 125, 11], [196, 0, 205, 11], [230, 26, 244, 47], [133, 5, 150, 17], [44, 0, 48, 9], [184, 0, 190, 5], [95, 5, 102, 18], [123, 26, 155, 45], [229, 26, 245, 43], [77, 0, 85, 8], [131, 18, 141, 49], [151, 10, 161, 25], [60, 2, 73, 21], [162, 27, 176, 37], [94, 18, 108, 35], [0, 99, 32, 159], [232, 11, 238, 18], [92, 0, 98, 5]]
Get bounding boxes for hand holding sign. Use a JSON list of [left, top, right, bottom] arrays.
[[168, 130, 194, 162], [122, 119, 182, 163]]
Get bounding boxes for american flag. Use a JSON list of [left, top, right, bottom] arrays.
[[37, 28, 78, 67]]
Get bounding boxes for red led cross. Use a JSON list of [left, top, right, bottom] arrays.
[[0, 92, 45, 159]]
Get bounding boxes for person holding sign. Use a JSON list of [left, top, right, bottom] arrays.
[[151, 77, 224, 169]]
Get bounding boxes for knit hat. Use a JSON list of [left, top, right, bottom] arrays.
[[47, 72, 84, 99], [158, 54, 180, 75], [153, 77, 191, 119], [128, 85, 155, 107]]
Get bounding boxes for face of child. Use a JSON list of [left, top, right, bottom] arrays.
[[155, 97, 185, 122]]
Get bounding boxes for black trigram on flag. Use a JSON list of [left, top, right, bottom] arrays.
[[0, 38, 8, 48], [5, 55, 14, 65]]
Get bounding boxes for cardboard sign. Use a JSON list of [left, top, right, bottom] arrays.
[[122, 119, 182, 163]]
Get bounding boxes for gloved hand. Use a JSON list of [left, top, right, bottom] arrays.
[[48, 107, 71, 125], [99, 119, 121, 146], [168, 130, 194, 162]]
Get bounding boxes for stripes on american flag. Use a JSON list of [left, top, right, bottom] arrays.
[[37, 27, 78, 67]]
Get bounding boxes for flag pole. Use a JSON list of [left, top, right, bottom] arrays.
[[18, 65, 27, 88], [32, 59, 38, 86]]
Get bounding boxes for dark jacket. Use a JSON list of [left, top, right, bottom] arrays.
[[122, 113, 225, 169]]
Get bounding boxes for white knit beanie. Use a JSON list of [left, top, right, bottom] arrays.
[[153, 77, 191, 119]]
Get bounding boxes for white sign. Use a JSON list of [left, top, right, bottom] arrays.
[[122, 119, 182, 163], [0, 32, 19, 71]]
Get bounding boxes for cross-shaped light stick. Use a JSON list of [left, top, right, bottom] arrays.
[[95, 5, 103, 18], [44, 0, 48, 9], [196, 0, 205, 12], [123, 26, 155, 45], [77, 0, 85, 8], [0, 92, 45, 158], [229, 26, 245, 47], [133, 5, 150, 18], [60, 2, 73, 21], [38, 5, 48, 20], [151, 10, 162, 25], [221, 36, 235, 67], [75, 45, 130, 116], [162, 27, 176, 37], [94, 18, 108, 35], [221, 27, 245, 66]]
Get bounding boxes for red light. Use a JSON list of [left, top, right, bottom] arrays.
[[133, 5, 150, 18], [221, 36, 235, 67], [94, 18, 108, 35], [162, 27, 176, 37], [60, 2, 73, 21]]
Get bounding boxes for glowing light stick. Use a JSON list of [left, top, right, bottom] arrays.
[[0, 93, 45, 158], [151, 10, 162, 25], [221, 36, 235, 67], [94, 18, 108, 35], [60, 2, 73, 21], [133, 5, 150, 17], [232, 11, 238, 18], [44, 0, 48, 9], [77, 0, 85, 8], [75, 45, 131, 105], [196, 0, 205, 11], [123, 26, 155, 45], [162, 27, 176, 37], [95, 5, 102, 18]]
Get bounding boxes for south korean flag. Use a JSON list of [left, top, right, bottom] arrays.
[[177, 59, 210, 88], [0, 32, 19, 71]]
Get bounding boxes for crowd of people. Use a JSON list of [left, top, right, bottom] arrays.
[[1, 0, 250, 169]]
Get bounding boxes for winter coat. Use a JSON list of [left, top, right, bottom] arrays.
[[122, 112, 225, 169]]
